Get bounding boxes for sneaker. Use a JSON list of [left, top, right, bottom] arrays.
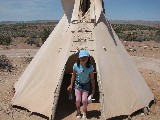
[[82, 113, 87, 120], [82, 115, 87, 120], [76, 111, 81, 119]]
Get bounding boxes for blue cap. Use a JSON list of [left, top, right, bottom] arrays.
[[79, 50, 90, 58]]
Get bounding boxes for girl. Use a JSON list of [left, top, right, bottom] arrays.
[[67, 50, 95, 119]]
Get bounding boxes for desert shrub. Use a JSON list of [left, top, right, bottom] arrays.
[[117, 33, 128, 40], [25, 38, 42, 47], [155, 30, 160, 42], [125, 32, 136, 41], [135, 35, 147, 42], [112, 24, 160, 32], [0, 55, 13, 72], [0, 35, 12, 45], [155, 30, 160, 36], [113, 26, 122, 33], [41, 28, 51, 44], [25, 38, 36, 45]]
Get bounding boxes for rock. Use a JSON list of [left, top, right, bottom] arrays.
[[153, 46, 159, 48], [143, 46, 148, 49]]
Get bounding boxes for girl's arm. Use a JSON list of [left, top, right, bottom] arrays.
[[70, 70, 76, 86], [90, 72, 95, 95], [67, 70, 76, 91]]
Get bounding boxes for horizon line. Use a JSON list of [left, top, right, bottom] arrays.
[[0, 19, 160, 22]]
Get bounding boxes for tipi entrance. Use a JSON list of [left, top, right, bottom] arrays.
[[54, 53, 101, 119]]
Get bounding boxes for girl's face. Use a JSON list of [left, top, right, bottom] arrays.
[[80, 56, 89, 64]]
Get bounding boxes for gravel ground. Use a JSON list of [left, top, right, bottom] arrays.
[[0, 41, 160, 120]]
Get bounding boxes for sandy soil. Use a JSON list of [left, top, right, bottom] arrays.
[[0, 41, 160, 120]]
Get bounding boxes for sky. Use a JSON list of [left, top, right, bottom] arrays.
[[0, 0, 160, 22]]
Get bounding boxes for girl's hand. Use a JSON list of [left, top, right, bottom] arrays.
[[67, 85, 72, 91]]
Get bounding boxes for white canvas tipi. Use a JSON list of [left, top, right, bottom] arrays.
[[12, 0, 154, 119]]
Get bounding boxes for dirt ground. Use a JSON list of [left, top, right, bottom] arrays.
[[0, 40, 160, 120]]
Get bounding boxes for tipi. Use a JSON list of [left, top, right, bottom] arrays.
[[12, 0, 154, 119]]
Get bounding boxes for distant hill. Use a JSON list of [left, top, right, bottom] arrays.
[[109, 20, 160, 27], [0, 20, 160, 26], [0, 20, 59, 25]]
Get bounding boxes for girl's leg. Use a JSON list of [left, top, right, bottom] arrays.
[[82, 90, 89, 115], [75, 89, 82, 111]]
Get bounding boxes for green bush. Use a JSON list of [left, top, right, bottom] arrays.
[[117, 33, 128, 40], [40, 28, 51, 44], [0, 35, 12, 45]]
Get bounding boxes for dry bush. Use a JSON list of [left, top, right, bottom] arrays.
[[0, 55, 14, 72]]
